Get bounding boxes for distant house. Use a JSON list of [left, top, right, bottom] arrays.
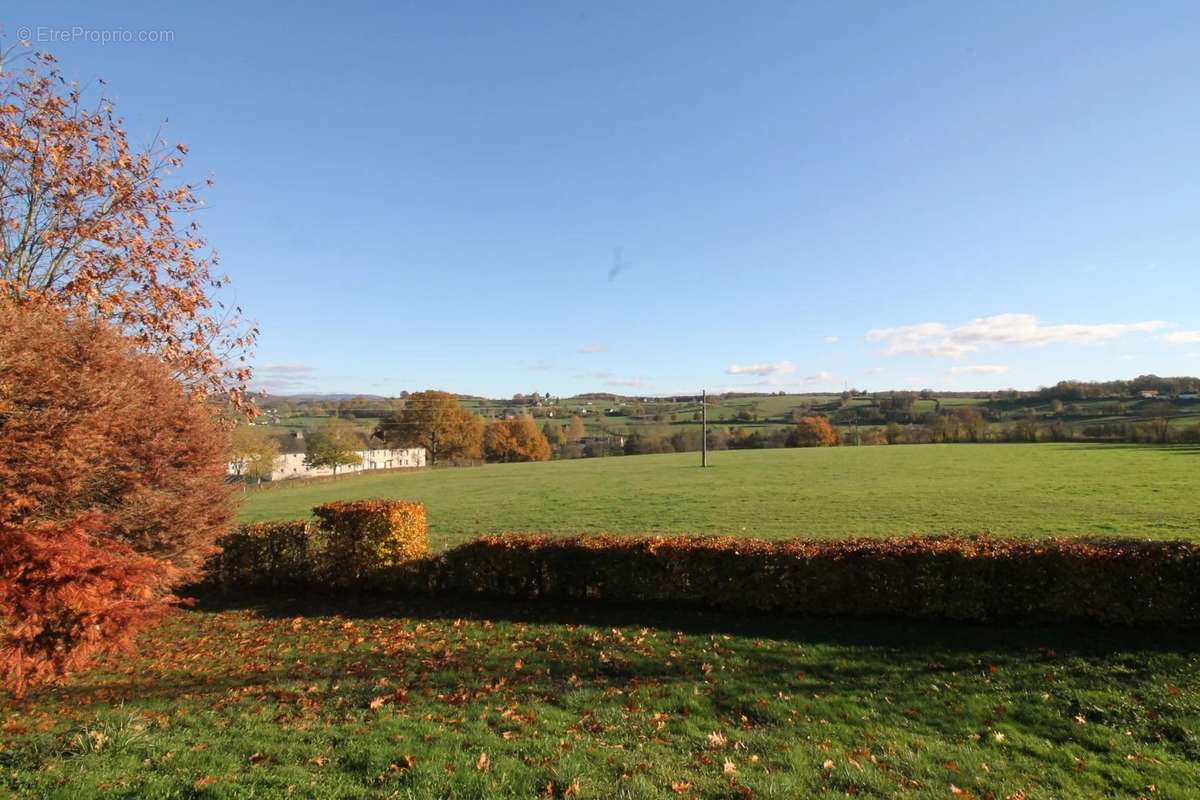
[[229, 431, 426, 481], [1139, 390, 1160, 399]]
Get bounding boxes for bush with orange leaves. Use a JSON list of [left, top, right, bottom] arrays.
[[0, 301, 234, 696], [0, 516, 179, 698], [312, 499, 429, 585]]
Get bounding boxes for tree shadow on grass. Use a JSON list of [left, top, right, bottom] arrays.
[[189, 589, 1200, 658], [16, 590, 1200, 778]]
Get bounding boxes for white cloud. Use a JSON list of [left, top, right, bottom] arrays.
[[251, 363, 318, 393], [946, 365, 1009, 377], [801, 371, 834, 385], [256, 363, 315, 376], [1162, 330, 1200, 345], [867, 313, 1167, 358], [726, 360, 796, 377], [822, 335, 839, 344], [579, 343, 607, 354], [864, 366, 886, 375]]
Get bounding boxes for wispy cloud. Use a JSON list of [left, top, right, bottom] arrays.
[[946, 365, 1009, 377], [256, 363, 315, 376], [867, 313, 1167, 358], [801, 370, 834, 385], [822, 335, 839, 344], [579, 344, 607, 354], [250, 363, 318, 394], [578, 370, 646, 390], [726, 360, 796, 377], [1162, 330, 1200, 345]]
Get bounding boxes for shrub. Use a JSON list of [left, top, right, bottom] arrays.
[[0, 301, 235, 578], [425, 534, 1200, 627], [312, 499, 428, 584], [0, 301, 233, 695], [0, 516, 179, 698], [206, 520, 313, 589]]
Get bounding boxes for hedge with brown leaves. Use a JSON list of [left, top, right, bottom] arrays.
[[425, 534, 1200, 626], [206, 521, 1200, 626]]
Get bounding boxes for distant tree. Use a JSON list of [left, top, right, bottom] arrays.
[[788, 416, 839, 447], [542, 421, 566, 448], [884, 422, 903, 445], [376, 390, 484, 464], [566, 415, 586, 442], [485, 416, 551, 462], [1144, 401, 1175, 444], [305, 419, 362, 477], [951, 407, 987, 442], [230, 426, 280, 484]]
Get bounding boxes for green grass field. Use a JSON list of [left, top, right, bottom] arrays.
[[239, 443, 1200, 549], [4, 597, 1199, 799]]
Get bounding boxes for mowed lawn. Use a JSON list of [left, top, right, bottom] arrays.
[[4, 598, 1200, 799], [239, 443, 1200, 549]]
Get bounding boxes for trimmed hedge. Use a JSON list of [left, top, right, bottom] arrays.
[[207, 499, 427, 590], [424, 534, 1200, 626], [204, 524, 1200, 626], [205, 520, 312, 589], [312, 500, 428, 584]]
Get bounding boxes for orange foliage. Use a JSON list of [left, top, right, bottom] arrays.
[[484, 416, 552, 462], [0, 301, 235, 575], [0, 515, 178, 698], [0, 301, 234, 695], [789, 416, 839, 447], [0, 51, 255, 406], [377, 390, 484, 464]]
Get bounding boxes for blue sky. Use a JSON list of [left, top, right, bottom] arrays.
[[7, 1, 1200, 396]]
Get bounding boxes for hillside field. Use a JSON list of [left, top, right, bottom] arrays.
[[238, 443, 1200, 549]]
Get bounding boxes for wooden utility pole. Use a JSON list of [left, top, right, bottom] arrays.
[[701, 389, 707, 467]]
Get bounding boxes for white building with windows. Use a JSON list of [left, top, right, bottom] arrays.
[[229, 431, 426, 481]]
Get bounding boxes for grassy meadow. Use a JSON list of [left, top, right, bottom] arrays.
[[239, 443, 1200, 549], [8, 443, 1198, 798], [4, 597, 1199, 799]]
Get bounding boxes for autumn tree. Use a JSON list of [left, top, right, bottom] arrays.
[[0, 300, 234, 695], [566, 415, 586, 442], [787, 416, 839, 447], [542, 421, 566, 449], [1144, 401, 1175, 444], [376, 390, 484, 464], [304, 419, 363, 477], [484, 416, 552, 462], [230, 425, 280, 484], [0, 50, 255, 406]]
